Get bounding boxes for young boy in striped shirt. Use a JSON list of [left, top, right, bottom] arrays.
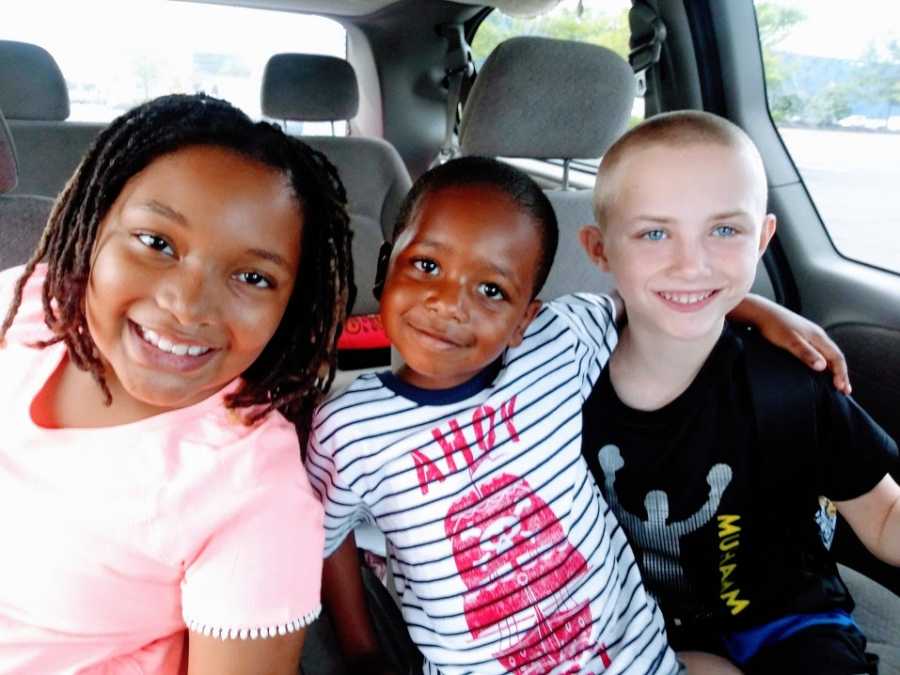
[[305, 155, 844, 675]]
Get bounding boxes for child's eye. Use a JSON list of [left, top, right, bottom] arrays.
[[478, 282, 506, 301], [641, 229, 667, 241], [713, 224, 738, 237], [412, 258, 439, 275], [136, 233, 174, 256], [234, 271, 274, 289]]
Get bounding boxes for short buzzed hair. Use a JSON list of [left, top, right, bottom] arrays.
[[391, 156, 558, 299], [593, 110, 768, 227]]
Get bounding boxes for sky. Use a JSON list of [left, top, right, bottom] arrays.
[[2, 1, 345, 80], [776, 0, 900, 60], [6, 0, 899, 73]]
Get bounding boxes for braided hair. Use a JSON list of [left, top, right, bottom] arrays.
[[0, 93, 354, 448]]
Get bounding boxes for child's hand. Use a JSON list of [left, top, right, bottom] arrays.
[[762, 315, 850, 395], [732, 295, 851, 395]]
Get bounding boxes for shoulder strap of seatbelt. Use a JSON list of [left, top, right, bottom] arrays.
[[433, 23, 473, 166], [628, 0, 666, 100], [742, 325, 818, 497]]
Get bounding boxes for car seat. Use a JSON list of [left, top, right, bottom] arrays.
[[0, 105, 53, 269], [0, 40, 104, 201]]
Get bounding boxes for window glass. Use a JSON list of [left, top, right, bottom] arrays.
[[755, 0, 900, 274], [1, 1, 347, 134], [471, 0, 640, 186]]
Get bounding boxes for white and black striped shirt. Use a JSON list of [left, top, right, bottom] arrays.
[[307, 294, 677, 675]]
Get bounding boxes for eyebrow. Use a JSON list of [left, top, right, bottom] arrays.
[[707, 210, 753, 221], [139, 199, 188, 225], [139, 200, 291, 271], [631, 209, 753, 224], [246, 248, 292, 271]]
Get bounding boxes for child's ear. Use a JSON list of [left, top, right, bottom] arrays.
[[578, 225, 610, 271], [372, 241, 393, 301], [757, 214, 777, 258], [508, 300, 542, 348]]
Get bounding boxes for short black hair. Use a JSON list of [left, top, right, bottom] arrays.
[[0, 93, 354, 449], [388, 156, 558, 298]]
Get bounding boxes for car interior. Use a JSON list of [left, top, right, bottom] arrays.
[[1, 0, 898, 672]]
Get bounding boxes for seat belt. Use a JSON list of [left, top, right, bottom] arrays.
[[433, 23, 473, 166], [628, 0, 666, 100]]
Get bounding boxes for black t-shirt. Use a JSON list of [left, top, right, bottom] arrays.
[[581, 323, 898, 644]]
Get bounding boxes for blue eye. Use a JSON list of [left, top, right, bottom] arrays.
[[235, 271, 274, 289], [642, 229, 667, 241], [713, 224, 738, 237], [412, 258, 439, 275], [136, 233, 174, 256], [478, 282, 506, 301]]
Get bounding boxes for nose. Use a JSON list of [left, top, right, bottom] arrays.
[[425, 277, 469, 322], [155, 264, 217, 327], [669, 236, 712, 280]]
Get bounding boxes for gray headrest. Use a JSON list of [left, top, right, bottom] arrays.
[[0, 41, 69, 121], [460, 37, 635, 159], [262, 54, 359, 121], [0, 107, 17, 193]]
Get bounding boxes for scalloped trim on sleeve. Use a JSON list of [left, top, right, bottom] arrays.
[[185, 604, 321, 640]]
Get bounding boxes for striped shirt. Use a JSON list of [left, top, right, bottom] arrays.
[[307, 294, 677, 674]]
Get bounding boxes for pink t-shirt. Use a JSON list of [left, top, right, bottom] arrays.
[[0, 266, 324, 674]]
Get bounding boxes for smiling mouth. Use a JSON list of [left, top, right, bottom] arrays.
[[407, 322, 465, 349], [131, 321, 214, 357], [656, 289, 720, 306]]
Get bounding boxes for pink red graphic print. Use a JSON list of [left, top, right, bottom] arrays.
[[445, 473, 603, 672]]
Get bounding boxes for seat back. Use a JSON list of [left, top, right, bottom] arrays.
[[0, 105, 54, 268], [459, 36, 775, 300], [262, 52, 412, 316], [459, 36, 634, 300], [0, 40, 105, 201]]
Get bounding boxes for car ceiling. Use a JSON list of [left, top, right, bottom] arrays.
[[176, 0, 562, 18]]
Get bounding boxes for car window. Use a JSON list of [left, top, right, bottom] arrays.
[[755, 0, 900, 274], [1, 0, 347, 135], [471, 0, 640, 186]]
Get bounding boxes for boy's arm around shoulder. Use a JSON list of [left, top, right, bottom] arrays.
[[729, 294, 851, 395]]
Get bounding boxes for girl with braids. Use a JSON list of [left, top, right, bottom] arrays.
[[0, 93, 353, 674]]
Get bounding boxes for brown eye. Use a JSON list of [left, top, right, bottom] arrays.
[[412, 258, 439, 275], [136, 233, 174, 256], [478, 282, 506, 301], [234, 271, 274, 289]]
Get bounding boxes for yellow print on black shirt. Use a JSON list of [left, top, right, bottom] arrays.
[[718, 514, 750, 615]]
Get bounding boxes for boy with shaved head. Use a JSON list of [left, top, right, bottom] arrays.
[[579, 110, 899, 674]]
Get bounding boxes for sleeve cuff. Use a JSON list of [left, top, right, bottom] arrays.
[[185, 604, 322, 640]]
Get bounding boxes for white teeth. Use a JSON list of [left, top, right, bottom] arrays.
[[137, 325, 211, 357], [660, 291, 713, 305]]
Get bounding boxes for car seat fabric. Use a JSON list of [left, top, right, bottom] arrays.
[[459, 36, 634, 160], [0, 106, 53, 269], [261, 53, 412, 317], [839, 564, 900, 675], [0, 108, 16, 193], [458, 36, 634, 302], [263, 53, 360, 122], [0, 40, 104, 199], [0, 41, 69, 122]]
